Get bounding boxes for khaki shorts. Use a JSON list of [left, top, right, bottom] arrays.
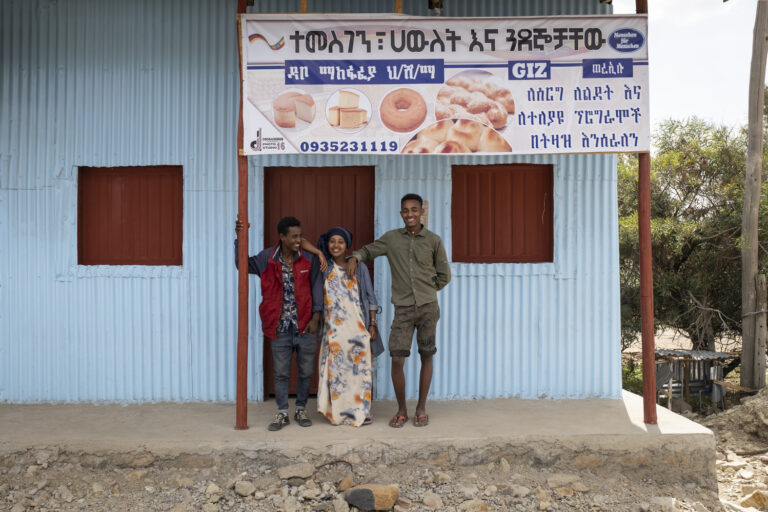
[[388, 301, 440, 357]]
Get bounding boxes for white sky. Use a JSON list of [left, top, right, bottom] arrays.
[[612, 0, 761, 130]]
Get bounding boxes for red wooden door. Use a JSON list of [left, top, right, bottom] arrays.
[[263, 166, 375, 399]]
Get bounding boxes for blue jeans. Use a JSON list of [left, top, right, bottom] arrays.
[[272, 326, 317, 412]]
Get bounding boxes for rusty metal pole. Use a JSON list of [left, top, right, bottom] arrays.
[[235, 0, 249, 430], [638, 153, 656, 424], [635, 0, 656, 424]]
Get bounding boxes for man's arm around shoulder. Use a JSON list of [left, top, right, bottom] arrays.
[[347, 231, 392, 277], [351, 230, 392, 263]]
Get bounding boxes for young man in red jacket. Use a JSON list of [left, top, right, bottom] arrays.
[[236, 217, 323, 431]]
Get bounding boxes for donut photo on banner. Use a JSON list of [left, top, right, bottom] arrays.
[[379, 87, 427, 133], [272, 88, 316, 130], [435, 70, 515, 130], [401, 118, 512, 154], [325, 88, 372, 133]]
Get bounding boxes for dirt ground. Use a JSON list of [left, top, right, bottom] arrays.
[[699, 387, 768, 511], [625, 330, 768, 510], [0, 425, 758, 512], [0, 399, 751, 512], [0, 445, 722, 512], [0, 395, 764, 512], [1, 355, 767, 511]]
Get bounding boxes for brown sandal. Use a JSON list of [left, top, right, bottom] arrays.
[[413, 413, 429, 427], [388, 414, 408, 428]]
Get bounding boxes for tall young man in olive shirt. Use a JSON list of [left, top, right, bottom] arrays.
[[346, 193, 451, 427]]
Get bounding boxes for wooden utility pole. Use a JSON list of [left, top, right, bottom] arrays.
[[235, 0, 249, 429], [741, 0, 768, 390]]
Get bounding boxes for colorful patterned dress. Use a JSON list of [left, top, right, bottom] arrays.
[[317, 262, 373, 426]]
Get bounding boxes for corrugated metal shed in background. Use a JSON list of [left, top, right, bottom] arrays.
[[0, 0, 620, 402]]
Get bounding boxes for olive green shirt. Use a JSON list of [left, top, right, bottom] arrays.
[[352, 227, 451, 307]]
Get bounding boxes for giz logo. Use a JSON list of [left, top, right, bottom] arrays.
[[250, 129, 262, 152]]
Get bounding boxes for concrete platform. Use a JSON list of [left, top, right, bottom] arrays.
[[0, 391, 717, 490]]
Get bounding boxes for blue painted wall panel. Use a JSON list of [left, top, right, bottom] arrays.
[[1, 0, 241, 402], [1, 0, 621, 402]]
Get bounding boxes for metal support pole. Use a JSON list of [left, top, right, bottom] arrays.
[[235, 0, 249, 430], [638, 151, 656, 424], [635, 0, 656, 425]]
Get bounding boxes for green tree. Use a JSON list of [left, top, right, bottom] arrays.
[[619, 117, 768, 353]]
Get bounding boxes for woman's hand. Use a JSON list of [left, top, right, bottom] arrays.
[[368, 324, 378, 340]]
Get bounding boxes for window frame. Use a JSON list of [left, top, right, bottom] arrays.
[[77, 165, 183, 266], [451, 163, 554, 264]]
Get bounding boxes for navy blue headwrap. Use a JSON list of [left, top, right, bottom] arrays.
[[317, 227, 353, 261]]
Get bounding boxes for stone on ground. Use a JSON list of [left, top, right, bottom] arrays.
[[740, 490, 768, 510], [344, 484, 399, 511], [458, 499, 492, 511], [278, 462, 315, 480], [546, 473, 581, 488], [422, 490, 443, 509], [234, 480, 256, 497], [338, 474, 355, 491]]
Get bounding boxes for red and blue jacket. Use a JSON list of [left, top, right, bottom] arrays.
[[235, 240, 323, 340]]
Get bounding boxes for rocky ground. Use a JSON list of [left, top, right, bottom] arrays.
[[699, 387, 768, 511], [3, 389, 768, 511], [0, 447, 720, 512]]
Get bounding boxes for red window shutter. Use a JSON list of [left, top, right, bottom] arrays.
[[78, 166, 183, 265], [452, 164, 553, 263]]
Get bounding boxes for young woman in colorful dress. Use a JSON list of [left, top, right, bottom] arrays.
[[305, 227, 381, 426]]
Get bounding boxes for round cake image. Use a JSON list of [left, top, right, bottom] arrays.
[[272, 89, 316, 129], [379, 88, 427, 133]]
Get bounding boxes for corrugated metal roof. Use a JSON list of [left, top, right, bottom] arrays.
[[1, 0, 621, 402], [247, 0, 612, 16]]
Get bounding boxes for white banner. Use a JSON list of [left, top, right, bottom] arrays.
[[240, 14, 649, 155]]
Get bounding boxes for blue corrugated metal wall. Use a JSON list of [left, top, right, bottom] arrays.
[[1, 0, 620, 402], [251, 152, 621, 400], [1, 0, 241, 401]]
